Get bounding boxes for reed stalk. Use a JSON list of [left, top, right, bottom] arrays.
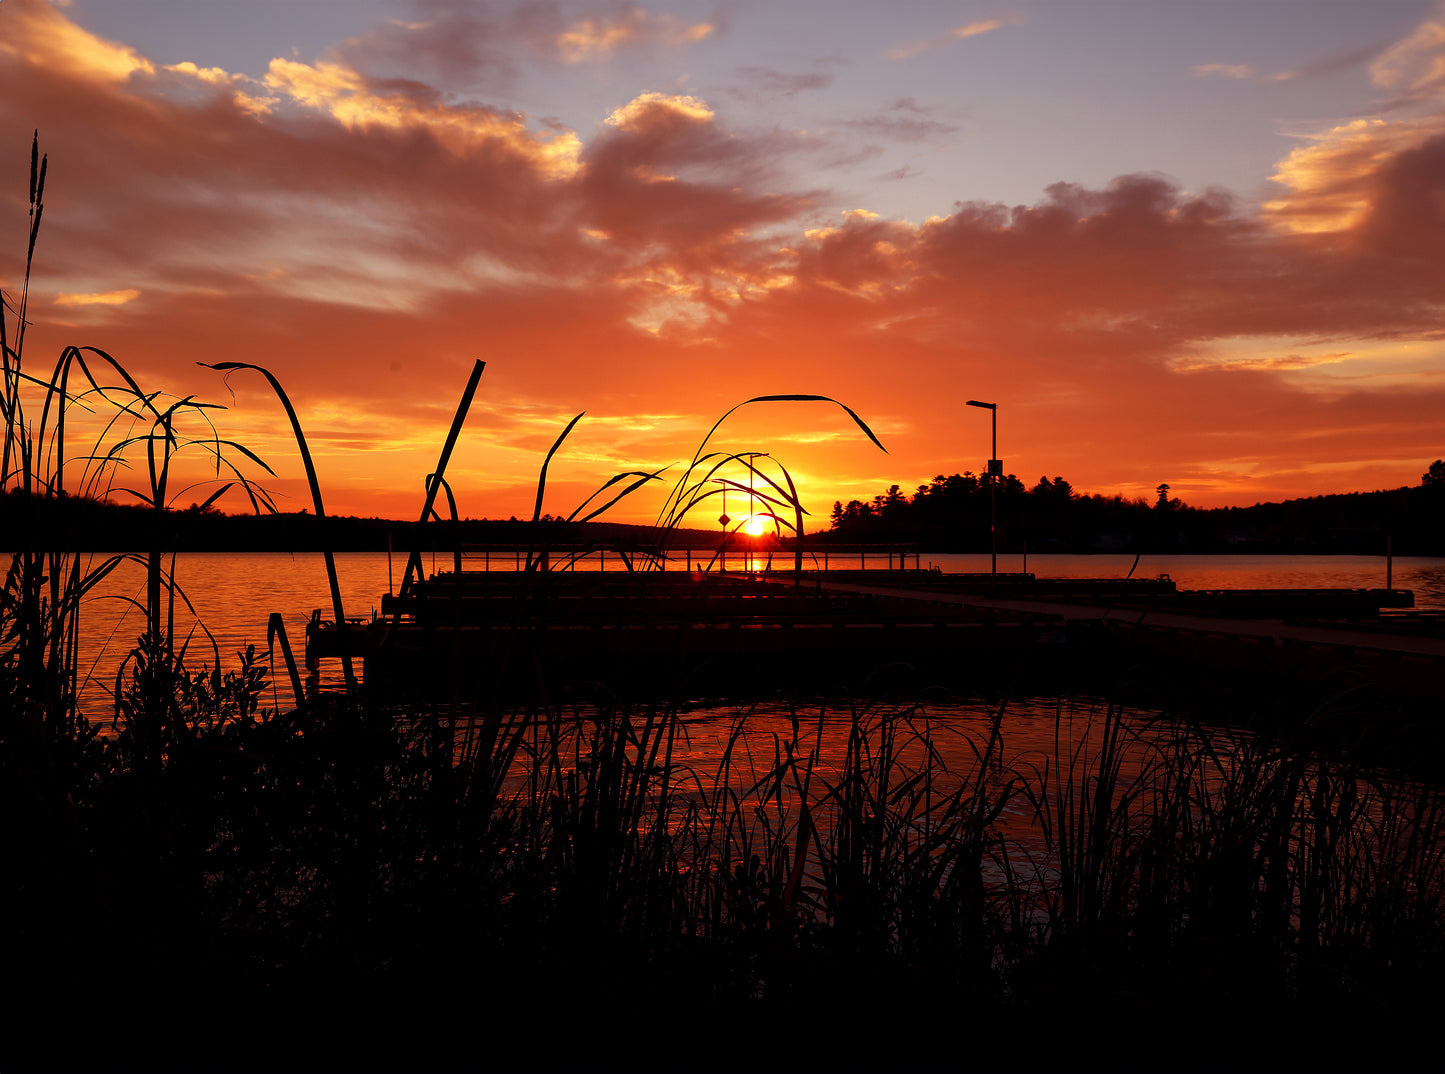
[[203, 360, 352, 684]]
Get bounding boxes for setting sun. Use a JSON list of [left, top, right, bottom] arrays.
[[743, 515, 767, 536]]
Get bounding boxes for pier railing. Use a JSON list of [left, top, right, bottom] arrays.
[[448, 542, 924, 573]]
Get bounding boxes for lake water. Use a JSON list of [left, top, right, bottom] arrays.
[[50, 549, 1445, 874], [57, 549, 1445, 720], [39, 548, 1442, 1002]]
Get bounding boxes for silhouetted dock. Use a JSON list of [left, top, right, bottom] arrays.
[[310, 570, 1055, 699], [814, 575, 1439, 700], [303, 563, 1440, 701]]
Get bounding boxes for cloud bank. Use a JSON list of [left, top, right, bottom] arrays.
[[1, 0, 1442, 521]]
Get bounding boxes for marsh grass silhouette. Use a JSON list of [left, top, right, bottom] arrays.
[[6, 135, 1445, 1071]]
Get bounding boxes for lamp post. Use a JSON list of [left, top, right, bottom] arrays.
[[717, 483, 730, 573], [966, 400, 1000, 583]]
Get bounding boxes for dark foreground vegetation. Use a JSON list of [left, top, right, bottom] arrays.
[[10, 646, 1445, 1071], [7, 136, 1445, 1072]]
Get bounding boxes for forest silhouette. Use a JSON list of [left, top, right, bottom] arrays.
[[8, 461, 1444, 555], [824, 463, 1445, 555]]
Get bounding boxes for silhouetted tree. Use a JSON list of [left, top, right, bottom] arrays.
[[873, 484, 907, 519], [823, 469, 1442, 553]]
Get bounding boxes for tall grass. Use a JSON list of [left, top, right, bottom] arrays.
[[508, 393, 887, 577], [1, 137, 303, 1062], [3, 137, 277, 765]]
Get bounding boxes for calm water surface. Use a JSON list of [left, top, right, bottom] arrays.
[[57, 552, 1436, 911], [69, 550, 1445, 717]]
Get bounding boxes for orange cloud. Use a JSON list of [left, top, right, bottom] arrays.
[[164, 60, 277, 116], [887, 16, 1019, 60], [1266, 116, 1445, 233], [164, 61, 239, 87], [2, 0, 1442, 522], [555, 8, 712, 63], [1254, 12, 1445, 235], [1194, 44, 1382, 84], [0, 0, 153, 84], [1193, 63, 1255, 80], [604, 91, 715, 131], [1371, 9, 1445, 99], [953, 18, 1012, 41], [54, 288, 141, 306], [261, 56, 581, 174], [1170, 350, 1355, 374]]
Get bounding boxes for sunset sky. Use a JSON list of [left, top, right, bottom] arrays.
[[3, 0, 1443, 527]]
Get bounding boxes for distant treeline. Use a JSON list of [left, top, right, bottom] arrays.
[[822, 462, 1445, 555], [2, 491, 725, 552], [9, 461, 1445, 555]]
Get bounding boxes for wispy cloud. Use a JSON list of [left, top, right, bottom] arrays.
[[1370, 7, 1445, 100], [887, 15, 1019, 61], [1171, 351, 1355, 373], [54, 288, 142, 307], [1194, 43, 1384, 83], [726, 66, 833, 102], [1193, 63, 1256, 80], [554, 8, 713, 63], [844, 112, 958, 143]]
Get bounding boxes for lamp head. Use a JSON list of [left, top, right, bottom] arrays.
[[965, 400, 996, 410]]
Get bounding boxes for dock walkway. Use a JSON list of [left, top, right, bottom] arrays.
[[812, 579, 1445, 658], [306, 568, 1443, 702], [810, 578, 1445, 699]]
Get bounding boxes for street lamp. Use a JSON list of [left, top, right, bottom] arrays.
[[716, 482, 731, 573], [965, 400, 1000, 583]]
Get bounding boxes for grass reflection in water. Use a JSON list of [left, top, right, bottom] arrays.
[[443, 693, 1445, 1017]]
